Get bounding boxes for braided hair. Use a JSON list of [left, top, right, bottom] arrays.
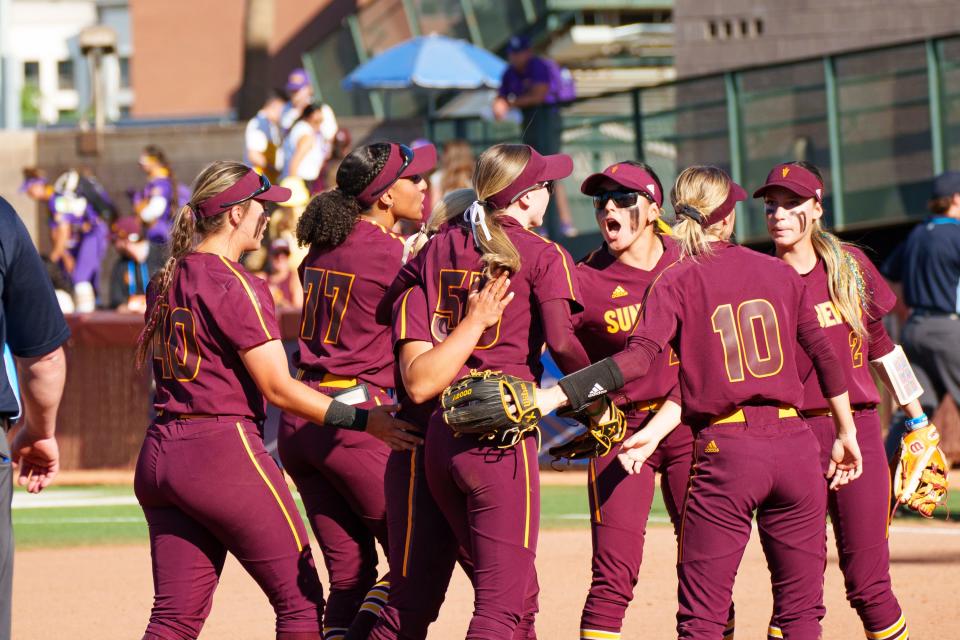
[[296, 143, 391, 251]]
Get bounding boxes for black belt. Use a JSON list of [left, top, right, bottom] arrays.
[[912, 308, 960, 320]]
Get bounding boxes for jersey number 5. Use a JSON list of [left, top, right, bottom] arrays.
[[152, 304, 202, 382], [711, 299, 784, 382], [431, 269, 500, 348], [301, 267, 356, 345]]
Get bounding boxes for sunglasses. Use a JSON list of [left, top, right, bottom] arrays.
[[509, 180, 555, 204], [219, 172, 272, 210], [402, 174, 424, 185], [592, 190, 652, 210]]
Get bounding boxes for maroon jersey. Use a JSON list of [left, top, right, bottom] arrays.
[[391, 286, 436, 428], [576, 237, 681, 406], [150, 252, 281, 421], [411, 217, 581, 381], [294, 219, 404, 388], [612, 243, 846, 427], [795, 247, 897, 410]]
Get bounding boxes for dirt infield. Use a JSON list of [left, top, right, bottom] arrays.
[[12, 520, 960, 638]]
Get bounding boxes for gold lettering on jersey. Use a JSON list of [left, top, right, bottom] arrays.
[[814, 300, 844, 328], [604, 303, 642, 334]]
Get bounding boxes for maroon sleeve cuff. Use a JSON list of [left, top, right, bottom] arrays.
[[866, 318, 896, 360]]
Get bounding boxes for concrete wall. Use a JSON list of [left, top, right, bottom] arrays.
[[128, 0, 347, 118], [674, 0, 960, 77], [0, 129, 38, 243], [1, 116, 424, 246]]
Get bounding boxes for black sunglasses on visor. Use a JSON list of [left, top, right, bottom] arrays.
[[509, 180, 555, 205], [218, 172, 273, 210], [592, 189, 652, 210]]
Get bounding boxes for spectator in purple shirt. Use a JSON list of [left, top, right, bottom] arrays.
[[493, 35, 577, 237]]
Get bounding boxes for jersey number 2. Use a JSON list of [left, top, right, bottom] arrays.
[[301, 268, 356, 344], [153, 304, 201, 382], [710, 299, 784, 382]]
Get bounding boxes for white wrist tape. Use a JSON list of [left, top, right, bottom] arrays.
[[870, 344, 923, 405]]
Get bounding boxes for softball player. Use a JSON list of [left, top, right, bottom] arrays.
[[368, 254, 513, 640], [133, 161, 416, 640], [376, 143, 592, 639], [535, 165, 863, 639], [566, 161, 702, 640], [758, 161, 922, 640], [134, 145, 187, 245], [278, 142, 435, 640], [20, 168, 108, 312]]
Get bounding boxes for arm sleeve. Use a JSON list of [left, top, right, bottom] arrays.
[[140, 196, 169, 223], [611, 278, 679, 384], [376, 249, 426, 326], [392, 286, 431, 347], [866, 316, 896, 360], [0, 200, 71, 358], [541, 298, 591, 374], [796, 283, 847, 397], [531, 243, 583, 311], [851, 247, 897, 318], [217, 274, 281, 351]]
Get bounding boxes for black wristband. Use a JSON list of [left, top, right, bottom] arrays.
[[323, 400, 369, 431], [558, 358, 624, 412]]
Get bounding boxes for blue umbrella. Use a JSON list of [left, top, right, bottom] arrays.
[[342, 34, 506, 91]]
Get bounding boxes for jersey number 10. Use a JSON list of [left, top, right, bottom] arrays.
[[711, 299, 784, 382]]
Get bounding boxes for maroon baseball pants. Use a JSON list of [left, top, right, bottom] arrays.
[[678, 413, 827, 640], [768, 409, 907, 640], [134, 417, 324, 640], [425, 421, 540, 640], [278, 383, 392, 640], [579, 415, 694, 639]]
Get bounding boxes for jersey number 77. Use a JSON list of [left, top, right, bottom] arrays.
[[301, 267, 356, 345]]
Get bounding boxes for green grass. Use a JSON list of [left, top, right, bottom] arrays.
[[10, 481, 959, 549]]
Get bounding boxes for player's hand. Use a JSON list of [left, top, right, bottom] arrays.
[[465, 272, 514, 330], [618, 428, 660, 475], [492, 98, 510, 121], [827, 430, 863, 490], [9, 429, 60, 494], [365, 404, 423, 452], [535, 385, 567, 417]]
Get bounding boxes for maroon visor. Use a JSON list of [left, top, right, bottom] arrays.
[[702, 180, 748, 227], [194, 169, 291, 219], [580, 162, 662, 207], [485, 147, 573, 210], [355, 143, 437, 208], [752, 163, 824, 203]]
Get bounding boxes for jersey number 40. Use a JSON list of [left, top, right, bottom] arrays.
[[711, 299, 784, 382], [153, 303, 201, 382]]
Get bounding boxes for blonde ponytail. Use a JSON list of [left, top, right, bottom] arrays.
[[471, 144, 530, 276], [810, 220, 870, 338], [670, 165, 733, 260], [134, 161, 247, 367]]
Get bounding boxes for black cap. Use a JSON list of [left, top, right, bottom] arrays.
[[932, 171, 960, 199]]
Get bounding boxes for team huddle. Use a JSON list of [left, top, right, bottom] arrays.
[[133, 140, 948, 640]]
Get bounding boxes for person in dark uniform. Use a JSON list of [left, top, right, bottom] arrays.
[[107, 216, 167, 313], [493, 35, 577, 238], [0, 196, 71, 640], [882, 170, 960, 452]]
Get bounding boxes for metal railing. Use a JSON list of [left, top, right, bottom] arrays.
[[430, 33, 960, 243]]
